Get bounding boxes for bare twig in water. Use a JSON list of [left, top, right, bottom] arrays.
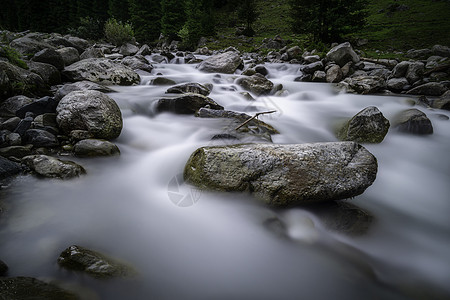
[[235, 110, 276, 131]]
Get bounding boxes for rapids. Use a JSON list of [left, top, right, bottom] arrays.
[[0, 56, 449, 299]]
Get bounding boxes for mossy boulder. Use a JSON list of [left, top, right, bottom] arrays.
[[22, 155, 86, 179]]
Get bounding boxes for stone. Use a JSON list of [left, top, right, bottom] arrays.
[[405, 61, 424, 84], [9, 36, 55, 56], [66, 36, 91, 53], [393, 109, 433, 134], [31, 48, 65, 70], [166, 82, 211, 96], [431, 45, 450, 57], [340, 76, 386, 94], [121, 55, 153, 73], [54, 81, 114, 101], [56, 47, 80, 66], [22, 155, 86, 179], [337, 106, 390, 143], [312, 71, 327, 82], [1, 117, 21, 131], [0, 156, 22, 180], [137, 44, 152, 56], [406, 82, 447, 96], [286, 46, 302, 60], [0, 95, 33, 117], [27, 61, 61, 86], [431, 91, 450, 110], [0, 277, 79, 300], [73, 139, 120, 157], [197, 51, 243, 74], [150, 77, 176, 86], [24, 129, 59, 147], [156, 94, 223, 114], [119, 43, 139, 56], [236, 73, 274, 95], [57, 90, 123, 140], [184, 142, 377, 207], [0, 145, 33, 159], [406, 48, 432, 59], [16, 96, 58, 119], [79, 47, 104, 60], [301, 61, 324, 74], [62, 58, 140, 86], [255, 65, 269, 76], [304, 55, 321, 64], [326, 65, 343, 83], [391, 61, 410, 78], [0, 259, 8, 275], [57, 245, 135, 278], [326, 42, 360, 67], [387, 77, 409, 92], [13, 117, 33, 136]]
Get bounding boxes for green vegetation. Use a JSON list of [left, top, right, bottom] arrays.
[[0, 45, 28, 69], [161, 0, 187, 40], [104, 18, 134, 46]]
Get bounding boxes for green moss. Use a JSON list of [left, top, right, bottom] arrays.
[[0, 45, 28, 69]]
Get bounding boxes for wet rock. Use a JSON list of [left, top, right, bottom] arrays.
[[57, 90, 123, 140], [137, 44, 152, 56], [326, 65, 343, 83], [150, 77, 176, 86], [340, 76, 386, 94], [31, 48, 65, 70], [69, 130, 95, 142], [79, 47, 104, 60], [156, 94, 223, 115], [166, 82, 211, 96], [0, 259, 8, 275], [16, 96, 58, 119], [184, 142, 378, 207], [13, 116, 33, 136], [27, 61, 61, 86], [56, 47, 80, 66], [431, 91, 450, 110], [0, 277, 79, 300], [9, 35, 55, 56], [393, 109, 433, 134], [406, 82, 447, 96], [0, 117, 21, 131], [54, 81, 114, 101], [62, 58, 140, 86], [0, 145, 33, 159], [197, 51, 243, 74], [121, 55, 153, 73], [255, 65, 269, 76], [236, 73, 274, 95], [119, 43, 139, 56], [387, 77, 409, 92], [24, 129, 59, 147], [57, 245, 135, 279], [73, 139, 120, 157], [312, 71, 326, 82], [337, 106, 390, 143], [301, 61, 323, 74], [22, 155, 86, 179], [0, 95, 33, 117], [0, 156, 22, 180], [326, 42, 360, 67]]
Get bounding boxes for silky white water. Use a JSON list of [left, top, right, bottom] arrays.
[[0, 58, 449, 299]]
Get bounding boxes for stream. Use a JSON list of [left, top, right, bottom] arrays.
[[1, 56, 449, 299]]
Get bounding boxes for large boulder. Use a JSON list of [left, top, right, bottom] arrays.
[[119, 43, 139, 56], [326, 42, 360, 67], [56, 90, 123, 140], [184, 142, 378, 207], [337, 106, 390, 143], [56, 47, 80, 66], [31, 48, 65, 70], [66, 36, 90, 53], [57, 245, 135, 278], [9, 36, 55, 56], [301, 61, 324, 74], [73, 139, 120, 157], [22, 155, 86, 179], [166, 82, 211, 96], [387, 77, 409, 92], [27, 61, 61, 86], [24, 129, 59, 147], [121, 55, 153, 73], [79, 47, 104, 60], [326, 65, 343, 83], [156, 94, 223, 114], [405, 61, 424, 84], [62, 58, 140, 86], [406, 82, 447, 96], [0, 277, 79, 300], [197, 51, 243, 74], [0, 95, 33, 117], [54, 81, 114, 101], [393, 109, 433, 134], [339, 76, 386, 94], [236, 73, 274, 95], [0, 156, 22, 180], [391, 61, 410, 78]]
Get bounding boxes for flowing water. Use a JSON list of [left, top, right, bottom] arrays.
[[1, 56, 449, 299]]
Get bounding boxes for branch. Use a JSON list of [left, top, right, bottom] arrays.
[[235, 110, 276, 131]]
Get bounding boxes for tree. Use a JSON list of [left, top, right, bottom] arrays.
[[289, 0, 367, 42], [161, 0, 186, 40], [182, 0, 215, 48], [237, 0, 258, 36], [108, 0, 130, 22], [129, 0, 161, 43]]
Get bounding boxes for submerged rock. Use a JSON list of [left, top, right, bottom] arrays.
[[0, 277, 79, 300], [236, 73, 274, 95], [337, 106, 390, 143], [197, 51, 243, 74], [166, 82, 211, 96], [393, 109, 433, 134], [339, 76, 386, 94], [156, 94, 223, 114], [56, 90, 123, 140], [22, 155, 86, 179], [73, 139, 120, 157], [57, 245, 135, 279], [184, 142, 378, 207]]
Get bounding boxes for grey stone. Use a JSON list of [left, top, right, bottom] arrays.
[[236, 73, 274, 95], [73, 139, 120, 157], [406, 61, 425, 84], [66, 36, 91, 53], [304, 55, 321, 64], [337, 106, 390, 143], [80, 47, 104, 60], [27, 61, 61, 86], [22, 155, 86, 179], [387, 77, 409, 92], [31, 48, 65, 70], [15, 96, 58, 119], [340, 76, 386, 94], [286, 46, 302, 60], [56, 47, 80, 66], [0, 95, 33, 117], [406, 82, 447, 96], [301, 61, 324, 74], [326, 42, 360, 67], [150, 77, 176, 86], [184, 142, 377, 207], [9, 36, 55, 56], [0, 145, 33, 159], [56, 90, 123, 140], [121, 55, 153, 73], [391, 61, 410, 78], [24, 129, 59, 147], [431, 45, 450, 57], [326, 65, 343, 83], [62, 58, 140, 85], [55, 81, 114, 101], [166, 82, 211, 96], [312, 71, 327, 82], [156, 93, 223, 114], [0, 117, 21, 131], [197, 51, 243, 74], [57, 245, 135, 278], [0, 156, 22, 180], [136, 44, 152, 56], [393, 109, 433, 134], [119, 43, 139, 56]]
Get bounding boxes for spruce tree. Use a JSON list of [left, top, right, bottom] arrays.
[[161, 0, 186, 40], [237, 0, 258, 36], [289, 0, 367, 42], [129, 0, 161, 43], [183, 0, 215, 48], [108, 0, 130, 22]]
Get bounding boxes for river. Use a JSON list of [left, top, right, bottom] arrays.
[[1, 55, 449, 299]]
